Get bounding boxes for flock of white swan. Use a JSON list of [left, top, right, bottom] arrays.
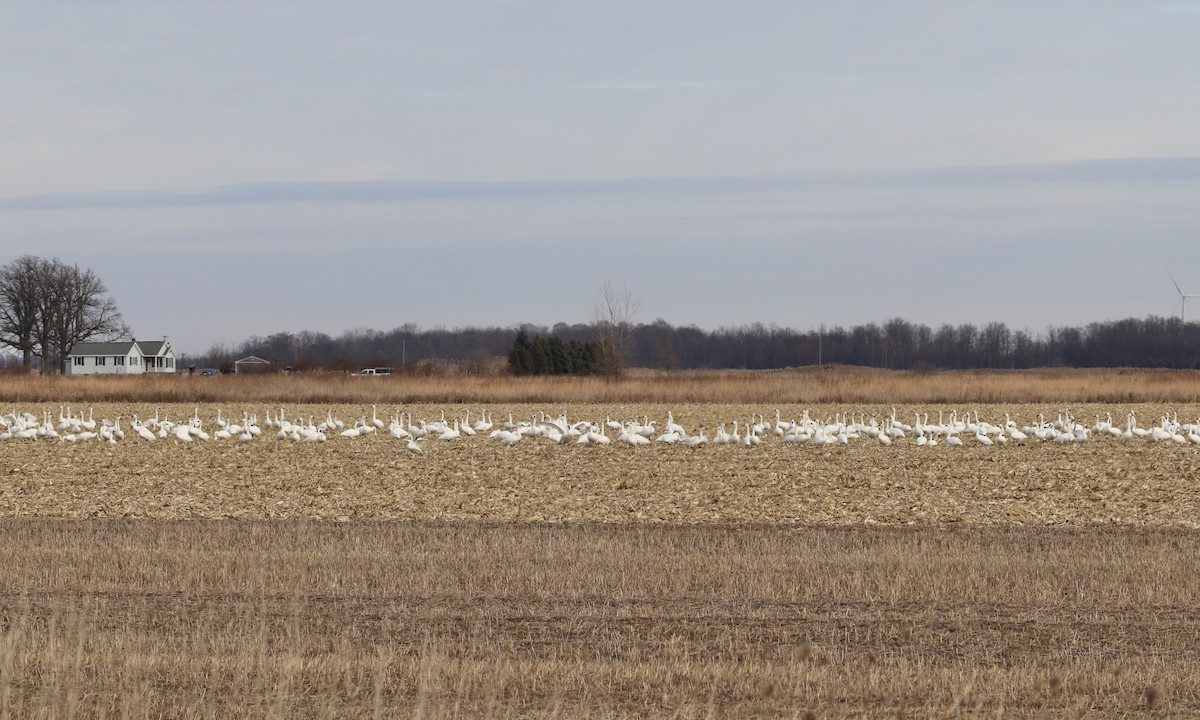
[[3, 405, 1200, 453]]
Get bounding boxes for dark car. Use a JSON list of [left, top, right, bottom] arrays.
[[200, 368, 220, 376]]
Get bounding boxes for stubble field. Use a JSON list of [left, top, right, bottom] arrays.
[[3, 370, 1200, 717], [3, 401, 1200, 526]]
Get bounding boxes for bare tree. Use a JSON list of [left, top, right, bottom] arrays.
[[22, 258, 127, 374], [204, 340, 237, 374], [591, 280, 640, 378], [0, 255, 50, 370]]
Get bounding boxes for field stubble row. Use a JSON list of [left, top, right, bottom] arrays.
[[0, 521, 1195, 718]]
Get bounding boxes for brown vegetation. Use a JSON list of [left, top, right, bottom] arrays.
[[4, 365, 1200, 404], [3, 401, 1200, 525], [1, 521, 1197, 718], [4, 372, 1200, 717]]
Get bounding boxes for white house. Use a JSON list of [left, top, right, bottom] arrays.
[[136, 339, 178, 374], [66, 338, 178, 375]]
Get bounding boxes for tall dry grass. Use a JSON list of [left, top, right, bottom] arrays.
[[0, 521, 1196, 718], [5, 366, 1200, 404]]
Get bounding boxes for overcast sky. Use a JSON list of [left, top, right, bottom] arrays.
[[3, 2, 1200, 355]]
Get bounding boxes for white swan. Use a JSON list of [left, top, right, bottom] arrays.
[[438, 420, 462, 441], [681, 426, 707, 447]]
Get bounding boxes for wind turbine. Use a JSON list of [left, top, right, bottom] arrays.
[[1168, 269, 1200, 322]]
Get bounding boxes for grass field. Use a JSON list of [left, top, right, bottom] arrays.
[[2, 370, 1200, 717]]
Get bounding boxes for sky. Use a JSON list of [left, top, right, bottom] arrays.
[[3, 2, 1200, 355]]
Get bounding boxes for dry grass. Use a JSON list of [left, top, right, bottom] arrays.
[[1, 521, 1197, 718], [6, 366, 1200, 404]]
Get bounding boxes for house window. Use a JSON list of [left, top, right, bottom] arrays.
[[96, 356, 106, 366], [73, 357, 84, 366], [114, 356, 125, 366], [131, 356, 139, 365]]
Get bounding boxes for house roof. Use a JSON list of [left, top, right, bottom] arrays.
[[235, 356, 271, 364], [137, 340, 171, 356], [68, 338, 175, 357], [68, 341, 139, 356]]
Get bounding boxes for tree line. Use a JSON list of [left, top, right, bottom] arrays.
[[9, 257, 1193, 375], [202, 315, 1200, 373], [631, 317, 1200, 370], [0, 256, 126, 374]]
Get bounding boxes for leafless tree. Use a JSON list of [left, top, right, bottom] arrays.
[[0, 255, 48, 370], [591, 280, 640, 378], [0, 256, 127, 374], [37, 260, 128, 374], [204, 340, 237, 374]]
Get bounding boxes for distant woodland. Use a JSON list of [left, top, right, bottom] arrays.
[[3, 255, 1194, 374], [181, 316, 1200, 373]]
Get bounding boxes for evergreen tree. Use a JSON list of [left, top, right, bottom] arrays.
[[507, 330, 533, 375]]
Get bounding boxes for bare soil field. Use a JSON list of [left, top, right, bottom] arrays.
[[3, 377, 1200, 717]]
